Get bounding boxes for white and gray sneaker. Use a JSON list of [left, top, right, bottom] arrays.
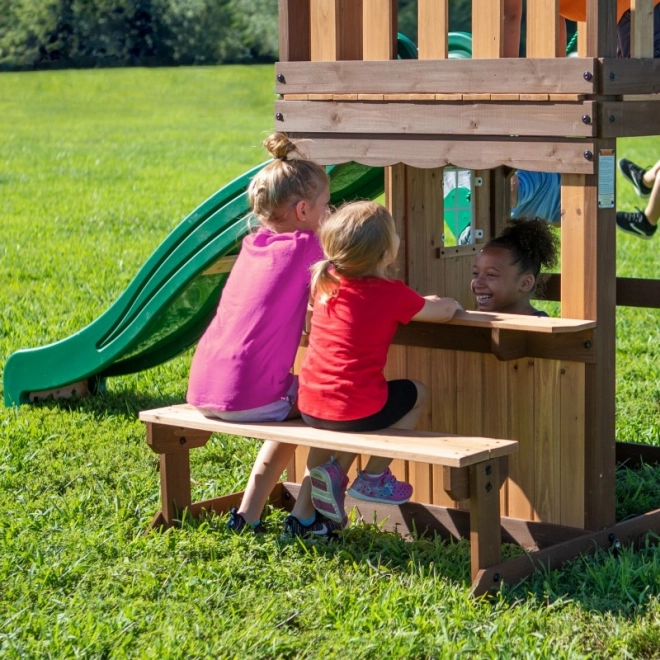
[[282, 511, 346, 541]]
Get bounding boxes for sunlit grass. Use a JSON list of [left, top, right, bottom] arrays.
[[2, 67, 660, 658]]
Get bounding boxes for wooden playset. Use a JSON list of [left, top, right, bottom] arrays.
[[140, 0, 660, 595]]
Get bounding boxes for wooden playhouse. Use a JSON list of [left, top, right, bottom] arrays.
[[274, 0, 660, 585]]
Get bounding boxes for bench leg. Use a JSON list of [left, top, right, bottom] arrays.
[[469, 458, 503, 584], [159, 449, 192, 527]]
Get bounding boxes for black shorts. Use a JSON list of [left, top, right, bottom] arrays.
[[301, 379, 418, 433]]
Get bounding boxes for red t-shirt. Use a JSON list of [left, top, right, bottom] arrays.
[[298, 276, 425, 421]]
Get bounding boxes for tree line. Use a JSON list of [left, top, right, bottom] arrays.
[[0, 0, 473, 70]]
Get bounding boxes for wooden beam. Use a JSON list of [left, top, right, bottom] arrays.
[[274, 101, 597, 137], [279, 0, 311, 62], [600, 101, 660, 138], [418, 0, 448, 60], [311, 0, 363, 61], [599, 58, 660, 95], [275, 59, 597, 95], [281, 135, 597, 173]]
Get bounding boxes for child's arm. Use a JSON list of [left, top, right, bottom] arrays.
[[412, 295, 463, 323]]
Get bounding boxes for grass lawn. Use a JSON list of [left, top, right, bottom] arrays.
[[2, 66, 660, 658]]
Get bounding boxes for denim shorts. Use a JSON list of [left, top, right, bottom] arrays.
[[198, 377, 298, 423]]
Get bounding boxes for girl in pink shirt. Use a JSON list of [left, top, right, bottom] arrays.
[[187, 133, 336, 536], [293, 201, 462, 526]]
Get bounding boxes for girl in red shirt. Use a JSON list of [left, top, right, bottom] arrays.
[[290, 201, 462, 528]]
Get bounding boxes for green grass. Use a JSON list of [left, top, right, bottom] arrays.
[[3, 66, 660, 658]]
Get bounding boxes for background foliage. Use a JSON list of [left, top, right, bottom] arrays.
[[0, 0, 476, 70]]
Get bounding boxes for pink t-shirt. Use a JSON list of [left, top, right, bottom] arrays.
[[187, 229, 322, 412]]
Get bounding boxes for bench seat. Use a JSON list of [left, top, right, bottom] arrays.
[[140, 403, 518, 589]]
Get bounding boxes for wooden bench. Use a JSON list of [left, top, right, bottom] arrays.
[[140, 403, 518, 588]]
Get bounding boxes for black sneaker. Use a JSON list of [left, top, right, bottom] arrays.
[[282, 511, 345, 541], [618, 158, 652, 198], [616, 209, 657, 240], [227, 507, 266, 534]]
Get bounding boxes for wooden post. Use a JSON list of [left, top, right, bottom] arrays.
[[279, 0, 311, 62], [527, 0, 561, 57], [472, 0, 504, 58], [418, 0, 448, 60], [311, 0, 363, 61], [469, 459, 503, 581], [585, 0, 618, 57], [630, 0, 655, 57], [363, 0, 396, 61], [561, 158, 616, 529]]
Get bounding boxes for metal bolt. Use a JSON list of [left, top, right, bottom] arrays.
[[493, 572, 501, 583], [584, 340, 592, 349], [610, 71, 616, 80], [485, 482, 493, 493], [582, 114, 591, 125], [583, 71, 593, 81], [584, 150, 593, 161], [609, 114, 616, 123], [276, 73, 285, 83], [275, 112, 284, 121], [284, 491, 292, 500], [485, 465, 492, 476], [179, 437, 186, 445]]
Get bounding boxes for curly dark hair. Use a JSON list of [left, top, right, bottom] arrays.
[[485, 219, 558, 281]]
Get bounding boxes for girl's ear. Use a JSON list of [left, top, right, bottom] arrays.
[[294, 199, 307, 223], [520, 273, 535, 292]]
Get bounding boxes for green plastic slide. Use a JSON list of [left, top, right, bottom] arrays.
[[3, 161, 384, 406]]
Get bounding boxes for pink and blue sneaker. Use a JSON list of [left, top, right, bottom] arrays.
[[310, 458, 349, 523], [347, 468, 413, 505]]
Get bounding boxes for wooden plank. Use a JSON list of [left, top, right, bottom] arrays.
[[282, 135, 597, 173], [363, 0, 396, 60], [279, 0, 311, 62], [533, 359, 562, 523], [418, 0, 448, 60], [631, 0, 656, 57], [560, 361, 585, 527], [546, 275, 660, 310], [159, 450, 191, 526], [600, 101, 660, 138], [561, 166, 616, 531], [445, 310, 595, 333], [472, 0, 504, 59], [336, 0, 363, 60], [616, 441, 660, 468], [140, 404, 519, 468], [147, 424, 212, 454], [274, 101, 597, 137], [311, 0, 337, 61], [431, 349, 459, 507], [600, 58, 660, 95], [505, 359, 536, 521], [392, 323, 596, 362], [407, 347, 433, 504], [274, 59, 597, 95], [526, 0, 560, 58]]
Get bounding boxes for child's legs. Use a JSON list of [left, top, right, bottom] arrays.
[[239, 441, 297, 523], [644, 176, 660, 226], [290, 448, 356, 520], [643, 160, 660, 189], [363, 380, 428, 475]]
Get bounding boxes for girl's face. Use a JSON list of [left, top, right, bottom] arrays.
[[470, 246, 534, 314]]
